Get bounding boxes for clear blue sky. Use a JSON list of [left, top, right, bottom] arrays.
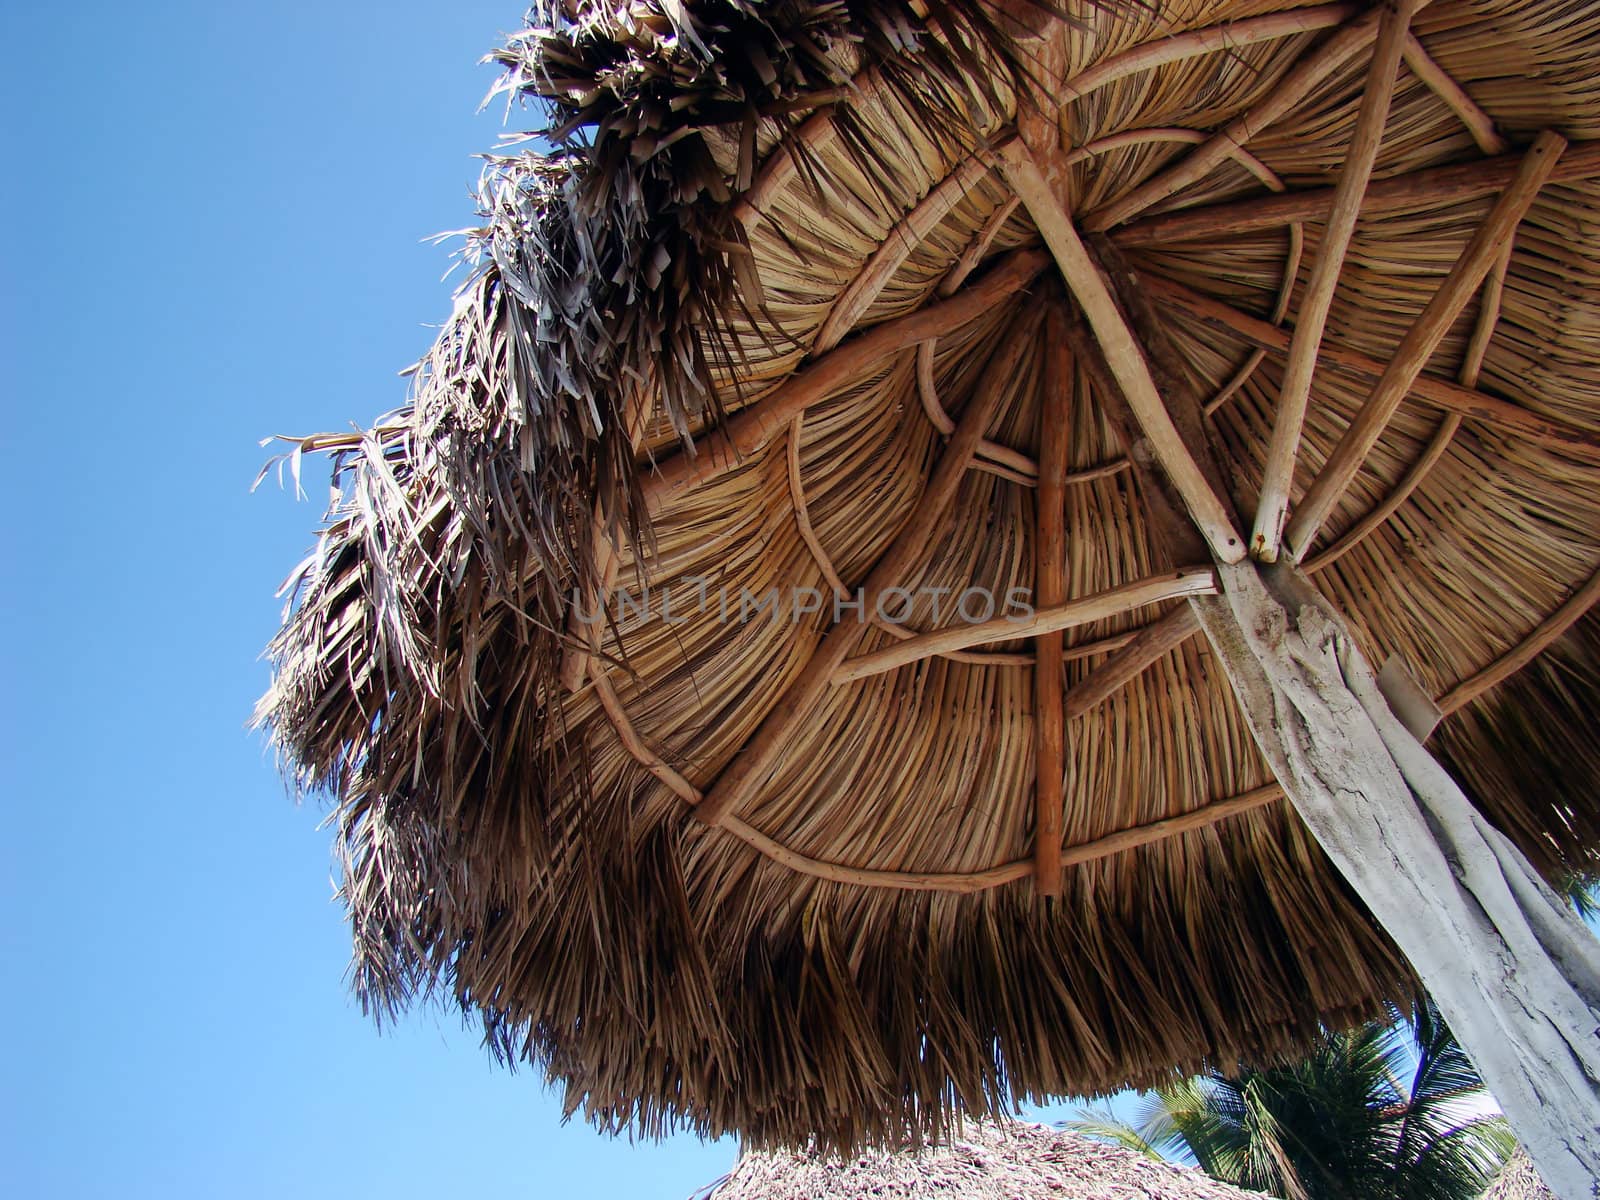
[[0, 4, 1095, 1196]]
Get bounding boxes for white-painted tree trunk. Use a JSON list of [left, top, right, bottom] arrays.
[[1193, 560, 1600, 1200]]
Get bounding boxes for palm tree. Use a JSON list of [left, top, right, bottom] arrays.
[[1072, 1000, 1512, 1200]]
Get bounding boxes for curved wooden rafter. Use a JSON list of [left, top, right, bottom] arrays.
[[1057, 3, 1360, 104], [1064, 127, 1282, 188], [1437, 564, 1600, 715], [594, 656, 1288, 894], [915, 341, 1039, 480]]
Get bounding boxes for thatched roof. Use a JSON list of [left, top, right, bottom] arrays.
[[261, 0, 1600, 1152], [1481, 1148, 1556, 1200], [698, 1122, 1262, 1200]]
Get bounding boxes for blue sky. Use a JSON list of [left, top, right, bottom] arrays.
[[0, 5, 1093, 1196]]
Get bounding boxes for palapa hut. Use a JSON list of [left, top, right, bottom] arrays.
[[694, 1121, 1264, 1200], [259, 1, 1600, 1195], [1483, 1148, 1558, 1200]]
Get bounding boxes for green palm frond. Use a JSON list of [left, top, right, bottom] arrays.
[[1112, 998, 1511, 1200], [1062, 1105, 1163, 1160]]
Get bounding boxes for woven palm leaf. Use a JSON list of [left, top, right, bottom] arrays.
[[260, 0, 1600, 1153]]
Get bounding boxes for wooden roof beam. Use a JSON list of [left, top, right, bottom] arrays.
[[1057, 4, 1360, 105], [1305, 243, 1509, 573], [1438, 564, 1600, 715], [1083, 6, 1390, 232], [1141, 273, 1600, 454], [813, 146, 1003, 354], [1400, 34, 1507, 155], [1254, 0, 1421, 563], [1112, 139, 1600, 247], [642, 247, 1048, 511], [830, 570, 1218, 685], [1032, 311, 1071, 895], [1001, 144, 1247, 564], [1284, 131, 1567, 561], [693, 308, 1041, 827]]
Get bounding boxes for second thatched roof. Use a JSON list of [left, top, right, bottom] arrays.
[[699, 1122, 1263, 1200], [1480, 1148, 1556, 1200]]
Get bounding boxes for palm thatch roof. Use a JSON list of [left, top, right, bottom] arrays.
[[260, 0, 1600, 1153], [696, 1122, 1263, 1200], [1481, 1148, 1556, 1200]]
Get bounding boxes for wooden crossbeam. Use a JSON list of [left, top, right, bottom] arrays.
[[1001, 145, 1247, 564], [1064, 606, 1201, 719], [1254, 0, 1420, 562], [831, 570, 1218, 685], [1283, 131, 1567, 561], [1112, 139, 1600, 247], [693, 309, 1041, 827], [1141, 273, 1600, 453]]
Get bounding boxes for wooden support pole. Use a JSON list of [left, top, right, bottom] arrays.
[[831, 570, 1218, 685], [1083, 8, 1387, 232], [1195, 560, 1600, 1200], [1141, 273, 1600, 453], [693, 309, 1040, 827], [1284, 131, 1566, 560], [1112, 139, 1600, 248], [1001, 145, 1247, 563], [1033, 310, 1071, 895], [1254, 0, 1419, 562]]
